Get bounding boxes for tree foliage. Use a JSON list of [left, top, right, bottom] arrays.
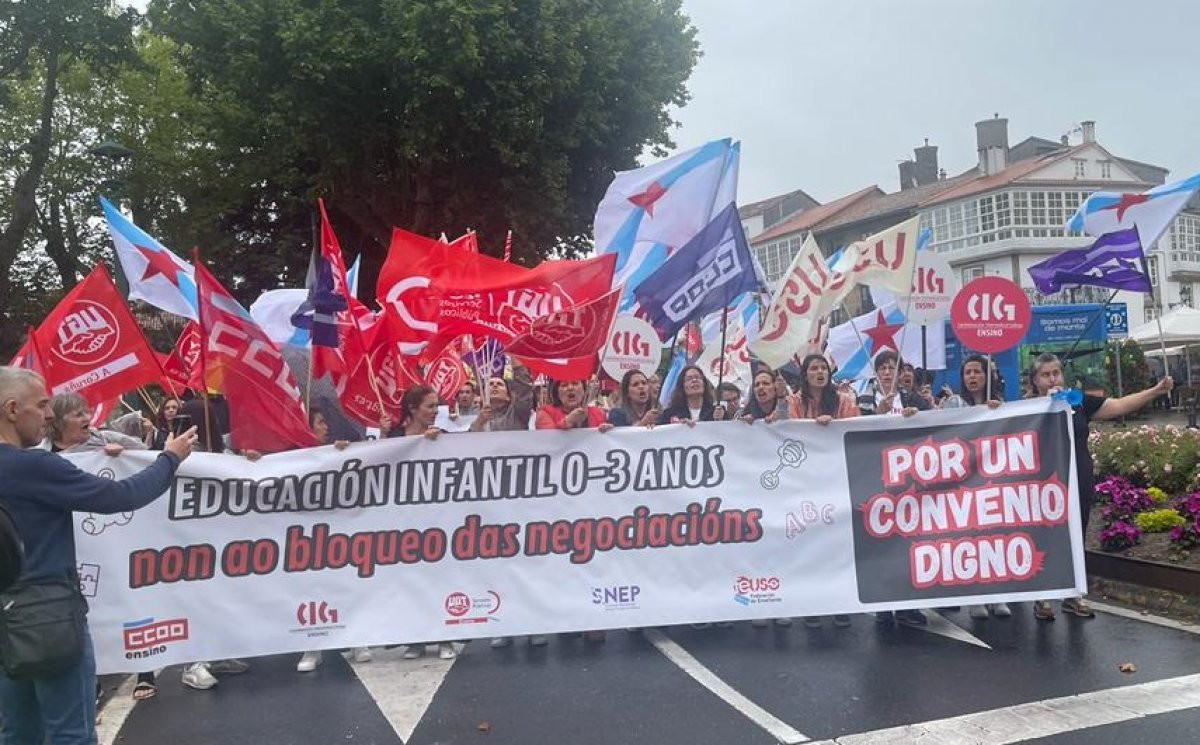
[[0, 0, 698, 358]]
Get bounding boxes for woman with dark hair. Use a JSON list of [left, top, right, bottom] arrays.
[[150, 397, 183, 449], [658, 365, 727, 424], [535, 380, 610, 431], [944, 355, 1005, 410], [607, 370, 659, 428], [790, 355, 859, 424], [741, 369, 784, 423]]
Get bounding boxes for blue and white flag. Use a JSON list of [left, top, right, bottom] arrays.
[[828, 303, 946, 381], [1066, 171, 1200, 248], [1028, 227, 1151, 295], [634, 202, 762, 341], [101, 197, 197, 320], [594, 139, 739, 311], [250, 289, 311, 348]]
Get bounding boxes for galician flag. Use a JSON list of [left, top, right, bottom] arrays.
[[828, 302, 946, 382], [594, 139, 740, 311], [100, 197, 197, 320], [1066, 171, 1200, 248]]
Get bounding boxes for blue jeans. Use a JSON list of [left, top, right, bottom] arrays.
[[0, 628, 96, 745]]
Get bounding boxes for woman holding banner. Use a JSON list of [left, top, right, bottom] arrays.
[[658, 365, 727, 425], [1027, 352, 1172, 622], [942, 356, 1010, 620], [607, 371, 660, 428]]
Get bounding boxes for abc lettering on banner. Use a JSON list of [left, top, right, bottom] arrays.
[[69, 398, 1081, 673], [950, 276, 1032, 354]]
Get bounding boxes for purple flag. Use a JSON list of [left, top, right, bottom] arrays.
[[463, 338, 507, 379], [1028, 227, 1151, 295]]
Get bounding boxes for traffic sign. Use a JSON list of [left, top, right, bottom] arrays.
[[1106, 303, 1129, 339], [950, 276, 1032, 354]]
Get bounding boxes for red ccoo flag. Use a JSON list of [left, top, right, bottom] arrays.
[[193, 256, 317, 453], [34, 265, 162, 407]]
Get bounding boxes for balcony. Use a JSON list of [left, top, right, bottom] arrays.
[[1168, 251, 1200, 281]]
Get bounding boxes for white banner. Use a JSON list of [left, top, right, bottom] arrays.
[[71, 398, 1083, 673]]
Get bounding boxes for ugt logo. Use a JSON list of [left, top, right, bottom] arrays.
[[296, 601, 339, 626], [53, 301, 120, 364], [967, 292, 1016, 322]]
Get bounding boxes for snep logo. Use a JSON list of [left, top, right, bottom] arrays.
[[443, 590, 502, 625], [76, 563, 100, 598], [785, 501, 836, 539], [591, 584, 641, 611], [52, 301, 120, 364], [732, 575, 782, 606], [291, 600, 345, 637], [966, 291, 1016, 322], [123, 617, 188, 660]]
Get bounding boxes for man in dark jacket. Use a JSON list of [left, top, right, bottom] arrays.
[[0, 367, 197, 744]]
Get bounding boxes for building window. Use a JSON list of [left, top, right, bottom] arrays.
[[1073, 159, 1086, 178], [1148, 255, 1159, 286], [1100, 161, 1112, 179], [961, 265, 984, 285], [1145, 307, 1159, 322]]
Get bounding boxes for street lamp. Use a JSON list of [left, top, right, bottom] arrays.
[[89, 138, 134, 291]]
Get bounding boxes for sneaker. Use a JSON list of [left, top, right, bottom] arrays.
[[1033, 600, 1056, 621], [182, 663, 217, 690], [991, 603, 1012, 618], [897, 609, 927, 626], [402, 645, 424, 659], [874, 611, 896, 625], [968, 604, 989, 619], [803, 617, 822, 628], [774, 617, 793, 627], [296, 651, 322, 672], [490, 637, 512, 649], [352, 647, 373, 663], [751, 619, 769, 628], [437, 642, 457, 660], [529, 635, 548, 646], [1061, 598, 1095, 618], [208, 658, 250, 675], [833, 614, 852, 628]]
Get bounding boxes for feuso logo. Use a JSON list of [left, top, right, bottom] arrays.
[[53, 301, 120, 364]]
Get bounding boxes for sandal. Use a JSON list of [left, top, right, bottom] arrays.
[[1061, 598, 1095, 618], [132, 681, 157, 701], [1032, 600, 1056, 621]]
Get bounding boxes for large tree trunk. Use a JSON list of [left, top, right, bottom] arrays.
[[41, 191, 82, 288], [0, 51, 59, 355]]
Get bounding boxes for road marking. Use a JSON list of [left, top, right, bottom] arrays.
[[97, 674, 137, 745], [346, 645, 458, 742], [1090, 600, 1200, 635], [806, 672, 1200, 745], [645, 629, 809, 744], [914, 611, 993, 649]]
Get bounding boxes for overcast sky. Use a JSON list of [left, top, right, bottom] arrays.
[[670, 0, 1200, 205]]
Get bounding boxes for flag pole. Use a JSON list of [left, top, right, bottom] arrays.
[[716, 305, 730, 393], [986, 353, 993, 402], [192, 249, 216, 452], [888, 241, 923, 399], [305, 346, 314, 414], [1059, 288, 1119, 370]]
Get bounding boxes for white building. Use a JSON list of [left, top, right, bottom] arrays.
[[749, 117, 1194, 328]]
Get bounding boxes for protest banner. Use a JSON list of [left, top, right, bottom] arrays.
[[70, 398, 1083, 673]]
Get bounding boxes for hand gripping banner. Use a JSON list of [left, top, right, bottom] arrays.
[[70, 398, 1083, 672]]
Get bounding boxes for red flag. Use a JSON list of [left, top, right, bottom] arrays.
[[34, 265, 162, 406], [448, 231, 478, 253], [426, 344, 468, 404], [377, 227, 616, 358], [506, 288, 620, 360], [193, 257, 317, 453], [516, 355, 599, 382], [160, 322, 203, 394], [8, 326, 46, 374], [310, 200, 377, 379]]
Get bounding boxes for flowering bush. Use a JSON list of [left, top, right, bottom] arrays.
[[1169, 492, 1200, 551], [1095, 476, 1153, 528], [1146, 487, 1168, 504], [1099, 520, 1141, 551], [1090, 425, 1200, 494], [1133, 508, 1186, 533]]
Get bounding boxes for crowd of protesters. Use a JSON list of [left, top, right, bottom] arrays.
[[0, 347, 1173, 743]]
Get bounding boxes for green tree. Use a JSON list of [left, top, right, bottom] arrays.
[[1106, 339, 1150, 397], [0, 0, 138, 352], [146, 0, 699, 292]]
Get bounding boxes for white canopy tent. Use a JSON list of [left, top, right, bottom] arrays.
[[1128, 306, 1200, 386]]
